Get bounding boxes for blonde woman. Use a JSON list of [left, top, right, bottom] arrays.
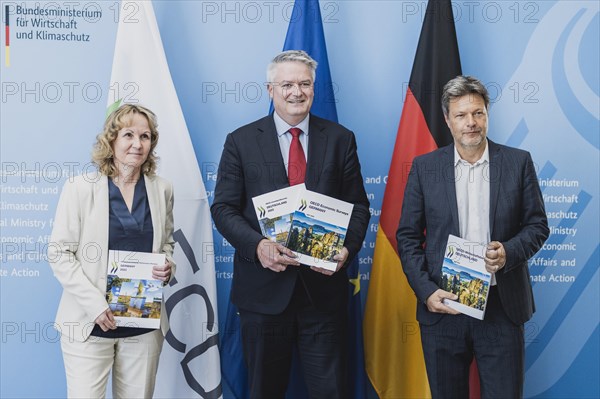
[[48, 104, 175, 398]]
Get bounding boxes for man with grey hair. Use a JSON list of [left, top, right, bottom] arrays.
[[267, 50, 317, 82], [212, 50, 369, 398], [397, 75, 548, 398]]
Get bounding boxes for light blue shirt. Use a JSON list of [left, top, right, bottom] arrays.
[[273, 112, 309, 176]]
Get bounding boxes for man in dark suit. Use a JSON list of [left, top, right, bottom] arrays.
[[212, 50, 370, 398], [397, 75, 549, 398]]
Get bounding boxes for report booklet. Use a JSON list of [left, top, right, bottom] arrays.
[[252, 186, 354, 271], [106, 250, 165, 329], [441, 235, 492, 320], [252, 184, 305, 245], [287, 189, 353, 271]]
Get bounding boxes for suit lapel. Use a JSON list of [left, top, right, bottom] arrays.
[[488, 140, 502, 235], [442, 145, 460, 234], [257, 115, 289, 190], [306, 115, 327, 189], [144, 175, 162, 252], [94, 174, 110, 264]]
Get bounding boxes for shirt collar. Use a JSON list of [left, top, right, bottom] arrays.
[[454, 139, 489, 166], [273, 112, 310, 137]]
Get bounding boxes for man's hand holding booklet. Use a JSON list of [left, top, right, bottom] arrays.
[[252, 185, 353, 272]]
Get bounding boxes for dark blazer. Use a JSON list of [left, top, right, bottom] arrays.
[[397, 140, 549, 325], [212, 114, 370, 314]]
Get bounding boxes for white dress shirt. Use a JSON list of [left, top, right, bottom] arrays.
[[454, 140, 495, 284], [273, 112, 309, 177]]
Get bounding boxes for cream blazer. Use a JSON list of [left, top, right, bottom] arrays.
[[48, 173, 175, 342]]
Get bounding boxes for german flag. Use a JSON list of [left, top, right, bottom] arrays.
[[363, 0, 462, 397], [5, 5, 10, 67]]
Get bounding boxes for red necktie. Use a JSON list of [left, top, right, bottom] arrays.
[[288, 127, 306, 186]]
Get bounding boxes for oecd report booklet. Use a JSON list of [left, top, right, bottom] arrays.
[[252, 186, 353, 271], [252, 184, 305, 246], [106, 250, 166, 329], [441, 235, 492, 320], [287, 190, 353, 271]]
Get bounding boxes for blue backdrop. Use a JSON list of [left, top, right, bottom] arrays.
[[1, 1, 598, 398]]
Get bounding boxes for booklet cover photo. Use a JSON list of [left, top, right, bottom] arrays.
[[253, 186, 353, 271], [441, 235, 492, 320], [106, 250, 166, 329]]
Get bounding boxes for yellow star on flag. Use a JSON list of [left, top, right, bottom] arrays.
[[349, 275, 360, 296]]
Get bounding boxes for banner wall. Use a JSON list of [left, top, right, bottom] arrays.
[[1, 1, 598, 398]]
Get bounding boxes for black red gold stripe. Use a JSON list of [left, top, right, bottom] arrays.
[[5, 5, 10, 66]]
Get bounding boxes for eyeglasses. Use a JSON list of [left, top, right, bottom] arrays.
[[273, 81, 314, 91]]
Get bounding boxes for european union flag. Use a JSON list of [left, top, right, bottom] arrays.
[[220, 301, 248, 399], [346, 256, 368, 399]]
